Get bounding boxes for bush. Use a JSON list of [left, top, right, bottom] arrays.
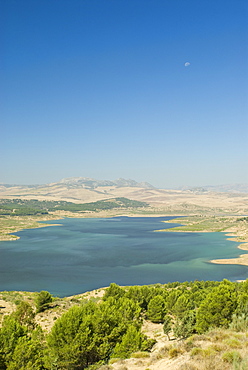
[[163, 315, 172, 340], [174, 311, 196, 339], [108, 358, 121, 364], [230, 313, 248, 332], [131, 352, 150, 358], [208, 343, 224, 352], [222, 350, 242, 363], [147, 295, 166, 323], [111, 325, 143, 358], [223, 338, 241, 348], [190, 347, 203, 357], [35, 291, 53, 313], [196, 282, 238, 333], [168, 348, 181, 358]]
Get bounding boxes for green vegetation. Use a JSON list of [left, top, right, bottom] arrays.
[[158, 215, 243, 233], [1, 279, 248, 369], [35, 291, 53, 313], [0, 198, 149, 240], [0, 216, 55, 241], [147, 295, 166, 323], [163, 315, 172, 340], [237, 217, 248, 222], [158, 215, 248, 247], [0, 198, 148, 216]]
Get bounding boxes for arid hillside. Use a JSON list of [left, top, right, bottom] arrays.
[[1, 283, 248, 370], [0, 178, 248, 215]]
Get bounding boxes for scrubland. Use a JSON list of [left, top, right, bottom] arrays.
[[1, 280, 248, 369]]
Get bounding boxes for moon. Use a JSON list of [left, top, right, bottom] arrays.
[[184, 62, 190, 67]]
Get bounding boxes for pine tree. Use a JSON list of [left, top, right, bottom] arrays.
[[163, 315, 172, 340], [147, 295, 166, 323]]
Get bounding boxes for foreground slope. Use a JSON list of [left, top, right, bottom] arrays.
[[1, 280, 248, 369]]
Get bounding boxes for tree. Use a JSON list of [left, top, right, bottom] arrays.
[[7, 334, 45, 370], [147, 295, 166, 323], [0, 353, 5, 370], [0, 316, 26, 366], [13, 301, 36, 329], [235, 292, 248, 316], [174, 311, 196, 339], [165, 290, 181, 314], [196, 281, 238, 333], [0, 302, 44, 369], [172, 293, 193, 319], [47, 303, 98, 369], [47, 297, 144, 369], [111, 325, 143, 359], [163, 315, 172, 340], [125, 286, 151, 311], [103, 283, 125, 301], [35, 291, 53, 313]]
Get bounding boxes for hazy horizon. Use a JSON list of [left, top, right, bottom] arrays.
[[1, 0, 247, 188], [1, 175, 248, 191]]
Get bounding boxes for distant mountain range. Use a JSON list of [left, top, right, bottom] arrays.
[[0, 177, 155, 190], [1, 177, 248, 212], [1, 177, 248, 193], [56, 177, 156, 190], [180, 184, 248, 193], [55, 178, 248, 193]]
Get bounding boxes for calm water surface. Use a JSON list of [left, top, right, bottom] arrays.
[[0, 216, 247, 296]]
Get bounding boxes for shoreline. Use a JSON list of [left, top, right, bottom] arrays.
[[0, 212, 180, 242], [157, 217, 248, 267], [1, 212, 248, 267], [0, 214, 65, 242], [210, 241, 248, 266]]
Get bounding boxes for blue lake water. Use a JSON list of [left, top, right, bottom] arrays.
[[0, 216, 247, 297]]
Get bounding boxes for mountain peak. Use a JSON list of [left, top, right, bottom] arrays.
[[56, 177, 155, 190]]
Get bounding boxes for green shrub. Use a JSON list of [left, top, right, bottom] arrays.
[[209, 328, 230, 342], [168, 348, 180, 358], [201, 348, 216, 357], [222, 350, 242, 363], [131, 352, 150, 358], [230, 313, 248, 332], [233, 359, 248, 370], [147, 295, 166, 323], [196, 282, 238, 333], [208, 343, 224, 352], [35, 291, 53, 313], [223, 338, 241, 348], [108, 358, 121, 364], [190, 347, 203, 357]]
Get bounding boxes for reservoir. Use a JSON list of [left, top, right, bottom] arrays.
[[0, 216, 247, 297]]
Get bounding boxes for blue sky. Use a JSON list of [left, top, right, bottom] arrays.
[[1, 0, 247, 188]]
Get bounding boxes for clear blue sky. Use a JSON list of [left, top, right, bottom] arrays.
[[1, 0, 247, 188]]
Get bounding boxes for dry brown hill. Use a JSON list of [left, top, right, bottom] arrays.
[[0, 178, 248, 214]]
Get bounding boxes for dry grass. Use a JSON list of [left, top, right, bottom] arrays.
[[0, 288, 106, 331], [180, 328, 248, 370], [1, 291, 248, 369], [107, 326, 248, 370], [131, 352, 150, 359]]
